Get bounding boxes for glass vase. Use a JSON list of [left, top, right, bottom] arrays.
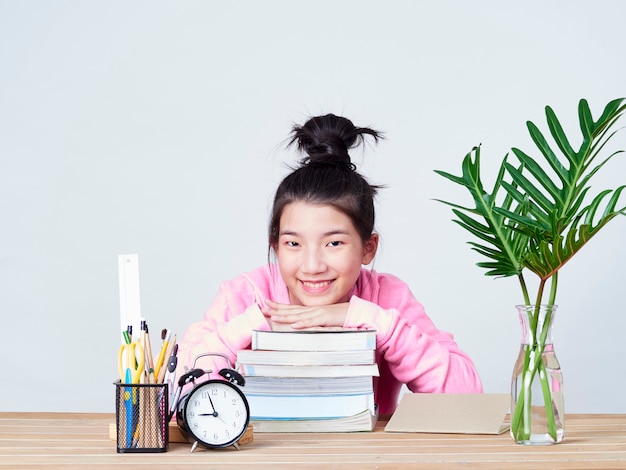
[[510, 304, 564, 445]]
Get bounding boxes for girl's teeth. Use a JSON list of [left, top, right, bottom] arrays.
[[304, 281, 330, 288]]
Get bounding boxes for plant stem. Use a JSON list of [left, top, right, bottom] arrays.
[[518, 273, 531, 305], [548, 272, 558, 306], [530, 280, 546, 333]]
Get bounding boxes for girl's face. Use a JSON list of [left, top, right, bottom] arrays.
[[274, 201, 378, 306]]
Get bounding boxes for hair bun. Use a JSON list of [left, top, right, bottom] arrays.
[[289, 114, 382, 169]]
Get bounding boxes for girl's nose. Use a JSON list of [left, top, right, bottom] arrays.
[[302, 247, 326, 273]]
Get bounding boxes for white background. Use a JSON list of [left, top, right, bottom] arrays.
[[1, 1, 624, 413]]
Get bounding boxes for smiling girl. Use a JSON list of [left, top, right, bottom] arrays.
[[178, 114, 482, 414]]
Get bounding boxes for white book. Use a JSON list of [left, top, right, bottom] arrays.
[[246, 392, 376, 420], [252, 329, 376, 352], [242, 375, 374, 395], [238, 362, 379, 378], [236, 349, 375, 366]]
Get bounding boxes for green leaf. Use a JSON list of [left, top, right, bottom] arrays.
[[511, 99, 626, 279], [434, 146, 526, 278], [546, 106, 576, 163], [433, 169, 467, 187], [602, 186, 626, 218], [510, 148, 564, 205], [435, 97, 626, 292], [504, 163, 555, 217]]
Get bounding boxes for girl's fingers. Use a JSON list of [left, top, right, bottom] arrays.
[[265, 299, 300, 311]]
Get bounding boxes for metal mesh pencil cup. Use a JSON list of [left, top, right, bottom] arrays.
[[115, 382, 169, 453]]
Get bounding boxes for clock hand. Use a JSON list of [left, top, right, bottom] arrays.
[[206, 393, 219, 416], [197, 411, 228, 426], [198, 394, 229, 425], [197, 412, 228, 425], [196, 393, 221, 418]]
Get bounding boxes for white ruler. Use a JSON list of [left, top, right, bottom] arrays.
[[118, 254, 142, 344]]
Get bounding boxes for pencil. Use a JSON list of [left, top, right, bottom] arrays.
[[157, 335, 176, 384], [153, 330, 171, 381]]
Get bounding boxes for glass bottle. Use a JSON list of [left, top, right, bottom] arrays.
[[510, 304, 564, 445]]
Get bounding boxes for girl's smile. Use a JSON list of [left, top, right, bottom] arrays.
[[300, 279, 334, 294]]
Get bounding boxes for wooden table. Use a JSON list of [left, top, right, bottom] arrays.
[[1, 412, 625, 468]]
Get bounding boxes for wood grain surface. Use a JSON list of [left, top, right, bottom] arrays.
[[1, 412, 625, 468]]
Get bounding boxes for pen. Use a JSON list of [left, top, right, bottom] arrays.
[[138, 319, 146, 384], [164, 343, 178, 402], [168, 368, 205, 420], [143, 321, 156, 384], [124, 369, 133, 447], [157, 334, 176, 384], [153, 329, 171, 381]]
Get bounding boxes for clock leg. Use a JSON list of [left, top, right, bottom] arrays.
[[190, 441, 199, 453]]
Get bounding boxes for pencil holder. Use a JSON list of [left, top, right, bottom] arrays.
[[114, 382, 169, 453]]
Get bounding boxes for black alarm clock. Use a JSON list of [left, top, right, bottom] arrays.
[[173, 353, 250, 451]]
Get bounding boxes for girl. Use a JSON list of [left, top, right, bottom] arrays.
[[178, 114, 482, 414]]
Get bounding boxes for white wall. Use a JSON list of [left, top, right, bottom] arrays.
[[1, 1, 624, 413]]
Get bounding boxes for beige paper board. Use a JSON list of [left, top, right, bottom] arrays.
[[384, 393, 510, 435]]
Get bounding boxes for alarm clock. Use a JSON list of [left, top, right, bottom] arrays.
[[174, 353, 250, 451]]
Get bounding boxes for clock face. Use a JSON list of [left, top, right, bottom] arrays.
[[182, 380, 250, 448]]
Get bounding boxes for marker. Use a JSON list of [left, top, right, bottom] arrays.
[[122, 330, 131, 345]]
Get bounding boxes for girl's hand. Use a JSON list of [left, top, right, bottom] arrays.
[[261, 299, 349, 330]]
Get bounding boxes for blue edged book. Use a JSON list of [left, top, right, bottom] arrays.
[[246, 392, 376, 420]]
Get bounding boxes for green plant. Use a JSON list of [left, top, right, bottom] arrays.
[[435, 98, 626, 442]]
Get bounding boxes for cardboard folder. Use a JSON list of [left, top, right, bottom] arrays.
[[384, 393, 510, 435]]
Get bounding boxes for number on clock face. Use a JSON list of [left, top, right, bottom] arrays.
[[184, 381, 249, 446]]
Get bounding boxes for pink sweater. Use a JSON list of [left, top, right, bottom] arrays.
[[178, 265, 482, 414]]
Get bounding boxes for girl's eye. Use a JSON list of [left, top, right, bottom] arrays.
[[328, 241, 343, 247], [286, 241, 300, 247]]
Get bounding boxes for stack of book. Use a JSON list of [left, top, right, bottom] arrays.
[[236, 328, 379, 432]]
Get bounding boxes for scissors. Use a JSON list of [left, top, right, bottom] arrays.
[[117, 341, 144, 448], [118, 341, 145, 384]]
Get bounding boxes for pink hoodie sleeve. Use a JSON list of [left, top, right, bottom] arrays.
[[343, 274, 482, 412], [177, 277, 270, 377]]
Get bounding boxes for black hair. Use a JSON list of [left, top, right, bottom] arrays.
[[269, 114, 383, 250]]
